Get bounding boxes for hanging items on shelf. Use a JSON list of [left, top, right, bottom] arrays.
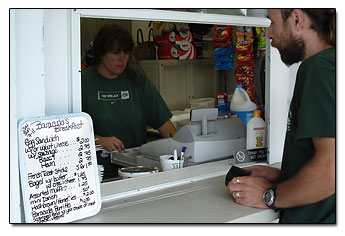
[[235, 27, 255, 101], [256, 27, 266, 56], [212, 25, 234, 70], [253, 27, 267, 116], [153, 22, 196, 60], [212, 25, 235, 116]]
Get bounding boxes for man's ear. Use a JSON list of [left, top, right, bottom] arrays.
[[291, 9, 305, 32]]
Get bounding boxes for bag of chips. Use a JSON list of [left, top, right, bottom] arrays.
[[236, 64, 254, 76], [213, 25, 232, 42]]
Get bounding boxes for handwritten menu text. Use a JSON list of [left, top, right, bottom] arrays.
[[18, 114, 100, 223]]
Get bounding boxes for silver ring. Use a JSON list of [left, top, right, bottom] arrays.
[[236, 176, 240, 184], [233, 191, 240, 199]]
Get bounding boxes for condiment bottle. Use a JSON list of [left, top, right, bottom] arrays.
[[246, 110, 266, 149]]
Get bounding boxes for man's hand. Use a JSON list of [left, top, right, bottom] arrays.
[[244, 165, 281, 183], [228, 175, 273, 208]]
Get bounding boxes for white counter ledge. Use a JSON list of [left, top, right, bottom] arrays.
[[75, 159, 280, 223]]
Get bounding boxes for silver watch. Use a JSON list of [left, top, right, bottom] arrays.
[[263, 186, 279, 211]]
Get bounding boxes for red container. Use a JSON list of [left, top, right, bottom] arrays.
[[157, 45, 179, 60]]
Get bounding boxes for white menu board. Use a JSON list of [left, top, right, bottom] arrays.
[[17, 113, 101, 223]]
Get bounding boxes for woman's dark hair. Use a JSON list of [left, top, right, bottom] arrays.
[[93, 24, 145, 86], [93, 24, 134, 64], [280, 9, 335, 47]]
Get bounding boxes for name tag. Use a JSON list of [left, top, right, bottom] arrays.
[[98, 91, 129, 101]]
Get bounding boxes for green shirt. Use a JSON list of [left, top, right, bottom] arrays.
[[81, 65, 172, 149], [279, 48, 335, 223]]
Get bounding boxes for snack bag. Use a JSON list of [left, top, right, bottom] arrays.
[[236, 64, 254, 76], [213, 40, 231, 48], [236, 75, 254, 101], [245, 31, 254, 40], [215, 61, 234, 70], [235, 38, 254, 54], [237, 53, 254, 64], [256, 27, 266, 51], [236, 30, 245, 41], [235, 30, 254, 54], [214, 47, 231, 57], [214, 55, 232, 63], [213, 25, 232, 42], [213, 25, 234, 70], [213, 25, 232, 48], [213, 42, 234, 70]]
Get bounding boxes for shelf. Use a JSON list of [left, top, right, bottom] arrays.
[[76, 9, 271, 27], [139, 58, 215, 65]]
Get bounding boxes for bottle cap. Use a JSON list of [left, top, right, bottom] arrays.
[[253, 110, 261, 117], [236, 84, 242, 88]]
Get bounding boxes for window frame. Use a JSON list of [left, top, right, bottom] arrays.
[[71, 9, 270, 112]]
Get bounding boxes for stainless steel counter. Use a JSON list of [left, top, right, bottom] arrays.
[[74, 159, 280, 223]]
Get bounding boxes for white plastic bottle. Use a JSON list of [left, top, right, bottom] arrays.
[[246, 110, 266, 149], [230, 84, 257, 125]]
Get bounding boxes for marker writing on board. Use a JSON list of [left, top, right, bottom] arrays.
[[19, 114, 101, 223]]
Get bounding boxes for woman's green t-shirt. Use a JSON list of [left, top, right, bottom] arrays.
[[81, 65, 172, 149]]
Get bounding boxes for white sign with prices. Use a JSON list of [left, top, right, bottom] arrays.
[[17, 113, 101, 223]]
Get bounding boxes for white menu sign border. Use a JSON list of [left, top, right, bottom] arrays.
[[17, 112, 101, 223]]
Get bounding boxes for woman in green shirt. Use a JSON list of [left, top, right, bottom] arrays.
[[82, 24, 176, 180]]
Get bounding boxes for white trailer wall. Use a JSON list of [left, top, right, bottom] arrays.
[[10, 9, 73, 223]]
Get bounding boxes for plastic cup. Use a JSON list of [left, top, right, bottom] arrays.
[[159, 155, 184, 171]]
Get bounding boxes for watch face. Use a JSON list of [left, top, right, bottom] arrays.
[[264, 191, 272, 203]]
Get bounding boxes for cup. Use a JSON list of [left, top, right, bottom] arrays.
[[159, 155, 184, 171]]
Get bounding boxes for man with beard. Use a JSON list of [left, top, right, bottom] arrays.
[[227, 9, 335, 223]]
